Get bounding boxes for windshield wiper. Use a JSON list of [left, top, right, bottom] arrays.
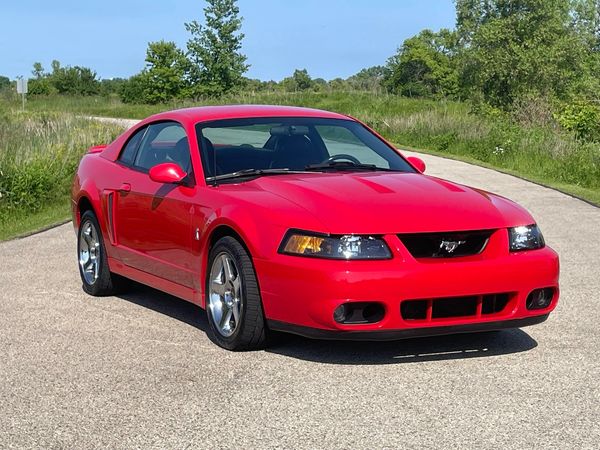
[[207, 168, 309, 183], [304, 161, 398, 172]]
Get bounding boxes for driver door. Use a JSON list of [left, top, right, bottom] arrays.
[[114, 121, 196, 288]]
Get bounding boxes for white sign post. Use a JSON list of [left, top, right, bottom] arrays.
[[16, 77, 28, 111]]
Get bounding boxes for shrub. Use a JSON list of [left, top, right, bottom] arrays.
[[555, 101, 600, 142]]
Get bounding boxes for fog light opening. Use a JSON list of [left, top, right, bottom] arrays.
[[333, 302, 384, 324], [333, 304, 349, 323], [362, 303, 385, 323], [526, 288, 554, 310]]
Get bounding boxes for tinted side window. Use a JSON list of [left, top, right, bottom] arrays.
[[134, 122, 190, 171], [119, 127, 146, 165]]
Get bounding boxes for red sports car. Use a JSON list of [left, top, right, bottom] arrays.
[[72, 105, 559, 350]]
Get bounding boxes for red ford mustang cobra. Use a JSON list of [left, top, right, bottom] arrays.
[[72, 105, 559, 350]]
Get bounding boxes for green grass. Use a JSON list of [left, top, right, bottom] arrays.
[[0, 91, 598, 240], [0, 199, 71, 241], [0, 106, 125, 240]]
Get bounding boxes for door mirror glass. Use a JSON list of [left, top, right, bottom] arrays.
[[149, 162, 187, 184], [406, 156, 426, 173]]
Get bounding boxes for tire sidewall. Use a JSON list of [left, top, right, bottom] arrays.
[[77, 211, 108, 295], [206, 237, 259, 350]]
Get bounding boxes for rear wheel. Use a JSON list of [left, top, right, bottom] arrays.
[[206, 236, 267, 350], [77, 210, 126, 296]]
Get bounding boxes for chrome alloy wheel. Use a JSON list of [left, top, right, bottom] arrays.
[[79, 220, 100, 285], [209, 253, 243, 337]]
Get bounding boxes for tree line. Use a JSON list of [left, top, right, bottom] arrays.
[[2, 0, 599, 140]]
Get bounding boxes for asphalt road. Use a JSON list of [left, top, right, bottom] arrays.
[[1, 126, 599, 448]]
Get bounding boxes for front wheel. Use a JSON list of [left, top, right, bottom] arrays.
[[206, 236, 267, 351]]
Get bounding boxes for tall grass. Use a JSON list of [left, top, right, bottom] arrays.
[[0, 107, 124, 238]]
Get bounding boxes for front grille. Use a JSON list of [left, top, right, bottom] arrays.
[[399, 230, 493, 258], [401, 293, 511, 321]]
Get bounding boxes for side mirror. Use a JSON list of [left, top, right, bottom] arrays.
[[149, 162, 187, 184], [406, 156, 426, 173]]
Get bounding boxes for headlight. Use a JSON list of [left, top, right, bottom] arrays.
[[279, 231, 392, 259], [509, 224, 545, 251]]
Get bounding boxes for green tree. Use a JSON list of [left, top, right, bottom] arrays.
[[569, 0, 600, 98], [0, 76, 10, 91], [120, 73, 151, 104], [100, 78, 127, 96], [142, 40, 189, 103], [185, 0, 248, 97], [50, 65, 100, 95], [32, 62, 45, 79], [312, 77, 328, 91], [28, 78, 56, 95], [347, 66, 385, 91], [281, 69, 313, 91], [456, 0, 591, 107], [328, 78, 347, 91], [51, 60, 61, 75], [571, 0, 600, 49], [383, 29, 459, 98], [28, 62, 56, 95], [292, 69, 313, 90]]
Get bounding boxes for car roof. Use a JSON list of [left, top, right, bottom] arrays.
[[144, 104, 352, 125]]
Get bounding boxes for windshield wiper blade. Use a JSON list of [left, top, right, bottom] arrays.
[[305, 161, 395, 172], [207, 168, 308, 182]]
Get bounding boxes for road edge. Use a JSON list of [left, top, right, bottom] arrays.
[[11, 218, 71, 240]]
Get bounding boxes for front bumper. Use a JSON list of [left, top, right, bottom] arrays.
[[254, 231, 559, 339], [268, 314, 549, 340]]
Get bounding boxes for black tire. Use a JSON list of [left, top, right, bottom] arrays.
[[206, 236, 267, 351], [77, 210, 127, 296]]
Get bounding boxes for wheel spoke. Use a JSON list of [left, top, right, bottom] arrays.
[[231, 301, 240, 324], [83, 257, 93, 270], [211, 282, 226, 296], [232, 277, 241, 297], [92, 258, 99, 281], [223, 255, 236, 282], [209, 296, 224, 325], [80, 249, 89, 265], [219, 307, 233, 330], [83, 227, 92, 245]]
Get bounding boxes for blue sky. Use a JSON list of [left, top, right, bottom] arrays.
[[0, 0, 455, 81]]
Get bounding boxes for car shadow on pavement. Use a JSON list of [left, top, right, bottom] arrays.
[[117, 283, 210, 332], [116, 284, 538, 365], [268, 329, 538, 365]]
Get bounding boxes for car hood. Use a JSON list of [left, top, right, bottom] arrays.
[[235, 172, 533, 234]]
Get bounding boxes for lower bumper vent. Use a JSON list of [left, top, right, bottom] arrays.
[[401, 293, 510, 322]]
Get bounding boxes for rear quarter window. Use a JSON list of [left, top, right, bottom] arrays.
[[119, 127, 146, 165]]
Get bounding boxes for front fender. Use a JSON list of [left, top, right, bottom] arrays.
[[71, 155, 108, 238], [196, 203, 297, 308]]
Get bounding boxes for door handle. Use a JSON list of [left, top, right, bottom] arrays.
[[119, 183, 131, 193]]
